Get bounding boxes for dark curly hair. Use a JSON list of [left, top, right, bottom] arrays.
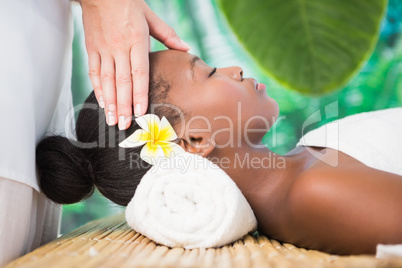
[[36, 55, 184, 206]]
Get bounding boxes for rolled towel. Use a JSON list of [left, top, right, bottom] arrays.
[[125, 152, 257, 249]]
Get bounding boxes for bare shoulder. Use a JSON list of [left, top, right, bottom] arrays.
[[288, 148, 402, 207], [282, 150, 402, 254]]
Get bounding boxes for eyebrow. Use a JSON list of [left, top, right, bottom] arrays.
[[190, 56, 201, 80]]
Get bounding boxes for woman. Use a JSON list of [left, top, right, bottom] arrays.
[[0, 0, 187, 264], [0, 1, 73, 265], [37, 50, 402, 255]]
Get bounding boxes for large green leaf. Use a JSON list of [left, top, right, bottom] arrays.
[[217, 0, 387, 95]]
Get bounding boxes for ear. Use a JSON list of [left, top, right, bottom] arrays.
[[178, 133, 215, 157]]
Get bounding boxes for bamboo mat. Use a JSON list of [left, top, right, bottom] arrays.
[[5, 213, 402, 268]]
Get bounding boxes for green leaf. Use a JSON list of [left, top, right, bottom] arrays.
[[217, 0, 387, 95]]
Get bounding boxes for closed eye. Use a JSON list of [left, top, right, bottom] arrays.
[[209, 67, 217, 77]]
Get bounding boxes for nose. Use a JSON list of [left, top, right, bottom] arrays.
[[220, 66, 243, 81]]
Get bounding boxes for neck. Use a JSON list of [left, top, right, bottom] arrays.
[[209, 143, 314, 212]]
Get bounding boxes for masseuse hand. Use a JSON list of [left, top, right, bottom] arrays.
[[80, 0, 190, 129]]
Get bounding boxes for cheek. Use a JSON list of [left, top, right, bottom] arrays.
[[240, 94, 280, 135], [180, 80, 279, 134], [200, 84, 243, 116], [203, 84, 276, 129], [210, 81, 246, 107]]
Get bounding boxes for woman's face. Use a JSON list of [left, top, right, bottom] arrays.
[[150, 50, 279, 148]]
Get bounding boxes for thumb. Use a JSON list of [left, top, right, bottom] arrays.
[[145, 8, 190, 51]]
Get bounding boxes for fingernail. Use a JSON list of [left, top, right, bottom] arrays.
[[125, 116, 132, 128], [99, 96, 105, 108], [108, 112, 116, 126], [134, 104, 143, 117], [118, 116, 125, 130], [118, 116, 132, 130], [180, 40, 191, 50]]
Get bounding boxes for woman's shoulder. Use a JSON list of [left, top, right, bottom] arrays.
[[288, 148, 402, 200], [281, 150, 402, 253]]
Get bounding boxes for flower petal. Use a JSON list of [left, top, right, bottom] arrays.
[[135, 114, 160, 140], [158, 116, 178, 142], [140, 141, 165, 165], [158, 141, 185, 157], [119, 129, 150, 148]]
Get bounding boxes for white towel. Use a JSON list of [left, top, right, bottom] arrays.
[[125, 152, 257, 249], [296, 107, 402, 176], [376, 244, 402, 258]]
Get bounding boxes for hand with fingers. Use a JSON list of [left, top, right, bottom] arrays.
[[80, 0, 190, 130]]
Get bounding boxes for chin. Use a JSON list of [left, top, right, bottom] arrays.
[[262, 98, 279, 127], [273, 101, 280, 120]]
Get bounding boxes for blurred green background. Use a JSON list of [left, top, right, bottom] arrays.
[[62, 0, 402, 234]]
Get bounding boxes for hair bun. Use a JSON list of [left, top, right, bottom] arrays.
[[36, 136, 95, 204]]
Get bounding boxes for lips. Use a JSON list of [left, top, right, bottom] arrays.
[[257, 83, 266, 91], [250, 78, 266, 92]]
